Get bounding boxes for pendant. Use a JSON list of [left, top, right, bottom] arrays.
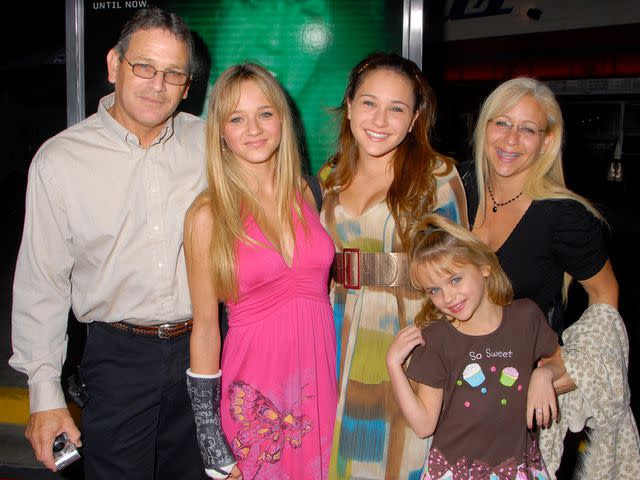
[[492, 206, 498, 213]]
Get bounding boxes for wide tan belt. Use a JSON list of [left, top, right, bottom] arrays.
[[331, 249, 413, 289]]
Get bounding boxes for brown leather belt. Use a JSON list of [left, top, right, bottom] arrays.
[[331, 249, 413, 289], [107, 320, 193, 339]]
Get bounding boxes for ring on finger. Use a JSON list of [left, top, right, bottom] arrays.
[[535, 408, 543, 414]]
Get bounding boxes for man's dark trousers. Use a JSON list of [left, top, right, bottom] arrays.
[[80, 322, 208, 480]]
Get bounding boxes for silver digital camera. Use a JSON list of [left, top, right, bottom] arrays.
[[53, 433, 81, 470]]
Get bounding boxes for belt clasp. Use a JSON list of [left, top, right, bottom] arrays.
[[157, 323, 174, 339], [343, 248, 361, 290]]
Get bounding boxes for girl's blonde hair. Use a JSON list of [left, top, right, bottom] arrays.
[[196, 62, 305, 300], [409, 215, 513, 328]]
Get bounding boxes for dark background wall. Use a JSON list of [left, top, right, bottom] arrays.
[[1, 2, 67, 388]]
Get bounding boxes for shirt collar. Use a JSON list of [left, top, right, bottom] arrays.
[[97, 93, 175, 148]]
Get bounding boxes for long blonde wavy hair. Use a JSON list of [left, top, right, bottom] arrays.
[[409, 215, 513, 329], [473, 76, 602, 226], [199, 63, 305, 300]]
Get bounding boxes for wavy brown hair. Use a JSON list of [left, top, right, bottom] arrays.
[[409, 215, 513, 329], [322, 52, 454, 249]]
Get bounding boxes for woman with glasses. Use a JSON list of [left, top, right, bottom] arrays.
[[320, 52, 467, 479], [464, 77, 617, 335]]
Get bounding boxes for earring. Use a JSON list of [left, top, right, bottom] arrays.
[[221, 139, 226, 151]]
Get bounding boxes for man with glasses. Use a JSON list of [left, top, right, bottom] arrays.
[[10, 8, 212, 479]]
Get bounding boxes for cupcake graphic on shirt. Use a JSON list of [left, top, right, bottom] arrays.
[[500, 367, 519, 387], [462, 363, 485, 387]]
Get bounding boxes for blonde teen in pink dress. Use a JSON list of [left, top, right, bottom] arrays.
[[220, 198, 337, 479], [186, 63, 336, 480]]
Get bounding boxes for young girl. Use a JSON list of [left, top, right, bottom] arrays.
[[386, 214, 563, 480], [185, 63, 337, 479]]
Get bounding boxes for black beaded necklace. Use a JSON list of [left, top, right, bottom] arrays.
[[487, 183, 523, 213]]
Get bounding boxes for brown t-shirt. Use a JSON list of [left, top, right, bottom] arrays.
[[406, 299, 558, 467]]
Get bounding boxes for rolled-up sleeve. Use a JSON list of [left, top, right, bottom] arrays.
[[10, 150, 74, 413]]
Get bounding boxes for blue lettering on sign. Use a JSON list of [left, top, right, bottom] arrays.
[[446, 0, 513, 20]]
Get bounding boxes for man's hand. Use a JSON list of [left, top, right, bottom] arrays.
[[25, 407, 81, 471]]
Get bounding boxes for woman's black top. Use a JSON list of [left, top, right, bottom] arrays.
[[462, 164, 608, 333]]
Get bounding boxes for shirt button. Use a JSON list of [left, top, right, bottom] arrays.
[[158, 263, 164, 269], [153, 225, 159, 231]]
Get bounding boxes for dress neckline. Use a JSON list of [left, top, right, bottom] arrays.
[[472, 201, 536, 254], [245, 197, 313, 270], [335, 195, 386, 219]]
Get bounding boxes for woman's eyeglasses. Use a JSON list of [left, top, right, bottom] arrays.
[[488, 118, 546, 139]]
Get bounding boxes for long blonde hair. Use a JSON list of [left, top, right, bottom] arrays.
[[409, 215, 513, 329], [322, 52, 454, 249], [199, 63, 305, 300], [473, 77, 602, 226]]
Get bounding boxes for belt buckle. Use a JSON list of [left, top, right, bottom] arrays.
[[343, 248, 361, 290], [157, 323, 174, 339]]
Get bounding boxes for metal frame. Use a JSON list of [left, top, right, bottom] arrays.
[[65, 0, 84, 127], [403, 0, 424, 69]]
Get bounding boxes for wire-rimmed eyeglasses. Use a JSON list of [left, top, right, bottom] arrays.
[[488, 118, 547, 139], [121, 56, 190, 86]]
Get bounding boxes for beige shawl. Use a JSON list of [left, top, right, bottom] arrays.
[[539, 304, 640, 479]]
